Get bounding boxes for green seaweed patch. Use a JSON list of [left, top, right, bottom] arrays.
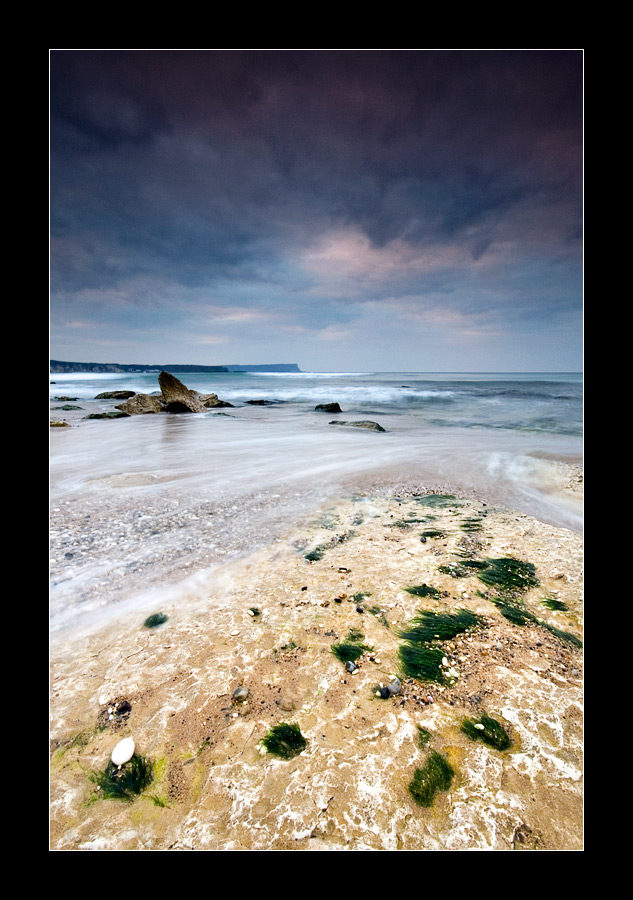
[[461, 714, 512, 751], [489, 599, 582, 647], [414, 494, 462, 508], [260, 723, 308, 759], [398, 608, 483, 645], [143, 612, 168, 628], [542, 623, 583, 648], [331, 640, 371, 664], [420, 529, 445, 539], [416, 726, 433, 748], [477, 557, 539, 592], [490, 597, 538, 626], [460, 517, 483, 533], [88, 753, 154, 802], [353, 591, 372, 603], [408, 751, 454, 807], [404, 583, 442, 599], [304, 529, 356, 562], [540, 598, 568, 611], [398, 643, 447, 682]]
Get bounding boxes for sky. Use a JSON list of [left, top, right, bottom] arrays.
[[50, 50, 583, 373]]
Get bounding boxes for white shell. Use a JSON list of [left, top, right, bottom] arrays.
[[111, 737, 135, 766]]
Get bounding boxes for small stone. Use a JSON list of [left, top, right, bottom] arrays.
[[232, 686, 249, 702], [111, 737, 135, 766], [345, 661, 357, 673]]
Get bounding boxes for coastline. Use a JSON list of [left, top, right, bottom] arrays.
[[50, 473, 583, 851]]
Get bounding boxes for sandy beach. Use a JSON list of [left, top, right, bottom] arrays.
[[50, 471, 583, 851]]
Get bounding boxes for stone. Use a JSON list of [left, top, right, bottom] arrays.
[[232, 686, 249, 702], [95, 390, 136, 399], [111, 737, 135, 766], [115, 393, 165, 415], [158, 371, 206, 413], [315, 402, 342, 413], [200, 393, 234, 408], [329, 420, 386, 432]]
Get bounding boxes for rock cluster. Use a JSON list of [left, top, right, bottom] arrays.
[[113, 372, 234, 416]]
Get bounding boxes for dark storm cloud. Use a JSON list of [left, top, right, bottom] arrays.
[[50, 50, 582, 370]]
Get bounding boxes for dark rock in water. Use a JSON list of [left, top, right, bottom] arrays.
[[315, 402, 342, 413], [200, 393, 234, 408], [246, 399, 283, 406], [54, 404, 83, 410], [159, 371, 207, 413], [115, 393, 165, 415], [95, 390, 137, 399], [54, 396, 78, 402], [329, 420, 386, 432], [50, 421, 71, 427], [84, 411, 131, 419]]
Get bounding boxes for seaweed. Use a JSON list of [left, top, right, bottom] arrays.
[[420, 529, 445, 539], [331, 640, 370, 664], [540, 598, 568, 611], [304, 530, 356, 562], [408, 751, 454, 807], [414, 494, 462, 508], [260, 723, 307, 759], [398, 609, 483, 644], [416, 726, 432, 748], [404, 584, 442, 599], [460, 517, 483, 533], [477, 557, 539, 592], [461, 714, 512, 751], [398, 643, 447, 682], [143, 612, 168, 628], [88, 753, 154, 802]]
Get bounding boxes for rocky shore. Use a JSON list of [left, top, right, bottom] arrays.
[[49, 485, 583, 851]]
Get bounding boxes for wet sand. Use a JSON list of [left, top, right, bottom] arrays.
[[50, 477, 583, 851]]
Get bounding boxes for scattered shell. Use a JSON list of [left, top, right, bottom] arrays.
[[111, 737, 135, 766], [475, 723, 485, 730]]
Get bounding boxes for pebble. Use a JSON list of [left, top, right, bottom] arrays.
[[111, 737, 135, 766], [232, 686, 249, 702], [345, 661, 358, 673]]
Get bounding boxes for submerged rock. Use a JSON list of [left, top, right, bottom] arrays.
[[84, 411, 131, 419], [329, 420, 386, 432], [95, 390, 136, 399], [315, 402, 342, 413]]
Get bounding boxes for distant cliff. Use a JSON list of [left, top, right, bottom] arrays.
[[49, 360, 302, 374]]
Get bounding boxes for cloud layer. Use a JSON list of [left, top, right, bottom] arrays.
[[50, 50, 583, 371]]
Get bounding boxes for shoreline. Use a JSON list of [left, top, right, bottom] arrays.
[[50, 479, 583, 851]]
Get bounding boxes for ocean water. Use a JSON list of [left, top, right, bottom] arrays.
[[50, 371, 582, 637]]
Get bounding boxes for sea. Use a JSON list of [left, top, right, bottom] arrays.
[[50, 370, 582, 639]]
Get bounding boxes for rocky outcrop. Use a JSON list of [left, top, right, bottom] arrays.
[[158, 371, 207, 413], [329, 420, 386, 432], [111, 373, 234, 415]]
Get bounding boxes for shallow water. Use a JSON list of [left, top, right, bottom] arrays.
[[50, 371, 582, 637]]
